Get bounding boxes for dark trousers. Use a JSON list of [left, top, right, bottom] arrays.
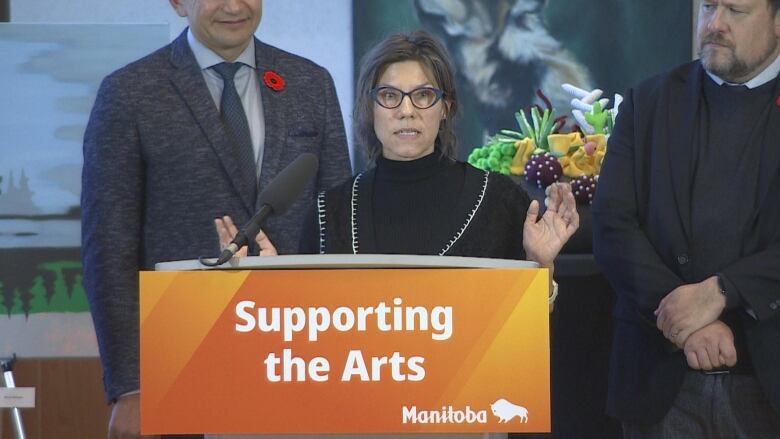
[[622, 372, 780, 439]]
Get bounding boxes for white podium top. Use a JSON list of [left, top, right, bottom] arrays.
[[155, 254, 538, 271]]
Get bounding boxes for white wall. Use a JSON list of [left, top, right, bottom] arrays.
[[11, 0, 355, 163]]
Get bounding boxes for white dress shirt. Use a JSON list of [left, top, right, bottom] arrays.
[[188, 29, 266, 179], [706, 52, 780, 89]]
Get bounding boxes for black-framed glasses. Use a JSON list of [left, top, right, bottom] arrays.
[[370, 86, 445, 109]]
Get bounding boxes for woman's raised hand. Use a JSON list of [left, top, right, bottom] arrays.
[[522, 182, 579, 267]]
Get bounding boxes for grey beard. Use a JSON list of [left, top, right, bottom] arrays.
[[700, 40, 778, 83], [701, 53, 749, 82]]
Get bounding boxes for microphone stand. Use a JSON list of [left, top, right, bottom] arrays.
[[1, 354, 26, 439]]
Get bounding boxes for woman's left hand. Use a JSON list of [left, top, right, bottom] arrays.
[[522, 182, 579, 267], [215, 215, 278, 257]]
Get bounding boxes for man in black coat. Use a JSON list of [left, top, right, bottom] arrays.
[[593, 0, 780, 437], [81, 1, 351, 437]]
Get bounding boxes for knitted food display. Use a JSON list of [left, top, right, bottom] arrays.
[[467, 85, 622, 203]]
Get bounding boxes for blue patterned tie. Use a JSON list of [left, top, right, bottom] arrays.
[[212, 62, 258, 203]]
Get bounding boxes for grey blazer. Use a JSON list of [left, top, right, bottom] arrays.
[[81, 30, 351, 402]]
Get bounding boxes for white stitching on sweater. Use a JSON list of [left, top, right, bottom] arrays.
[[317, 191, 326, 254], [350, 173, 363, 254], [439, 171, 489, 255]]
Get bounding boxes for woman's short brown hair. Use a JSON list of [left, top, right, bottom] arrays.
[[354, 31, 459, 163]]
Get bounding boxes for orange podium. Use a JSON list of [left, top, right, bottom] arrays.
[[141, 255, 550, 436]]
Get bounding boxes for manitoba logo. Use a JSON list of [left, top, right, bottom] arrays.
[[401, 398, 529, 425], [490, 398, 529, 423], [401, 405, 487, 424]]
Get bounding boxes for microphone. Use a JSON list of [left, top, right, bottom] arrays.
[[204, 153, 319, 266]]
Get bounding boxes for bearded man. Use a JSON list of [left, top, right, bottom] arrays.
[[593, 0, 780, 437]]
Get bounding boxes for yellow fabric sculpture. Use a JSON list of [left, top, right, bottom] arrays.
[[510, 138, 536, 175]]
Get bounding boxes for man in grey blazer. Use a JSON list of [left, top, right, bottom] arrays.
[[81, 0, 351, 437]]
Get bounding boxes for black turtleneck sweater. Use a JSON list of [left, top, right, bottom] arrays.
[[372, 152, 465, 254], [305, 152, 531, 259]]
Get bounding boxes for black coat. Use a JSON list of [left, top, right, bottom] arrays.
[[593, 60, 780, 423]]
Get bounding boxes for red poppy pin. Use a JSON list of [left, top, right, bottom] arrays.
[[776, 95, 780, 107], [263, 70, 285, 92]]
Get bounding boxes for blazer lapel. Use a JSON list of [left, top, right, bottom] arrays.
[[255, 40, 288, 200], [754, 76, 780, 209], [666, 62, 703, 243], [168, 31, 256, 215]]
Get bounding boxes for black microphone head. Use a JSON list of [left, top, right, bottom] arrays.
[[257, 153, 319, 214]]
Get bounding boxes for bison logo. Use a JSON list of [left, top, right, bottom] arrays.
[[490, 398, 529, 423]]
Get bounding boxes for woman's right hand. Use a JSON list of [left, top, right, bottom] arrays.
[[522, 182, 579, 268], [214, 215, 278, 256]]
